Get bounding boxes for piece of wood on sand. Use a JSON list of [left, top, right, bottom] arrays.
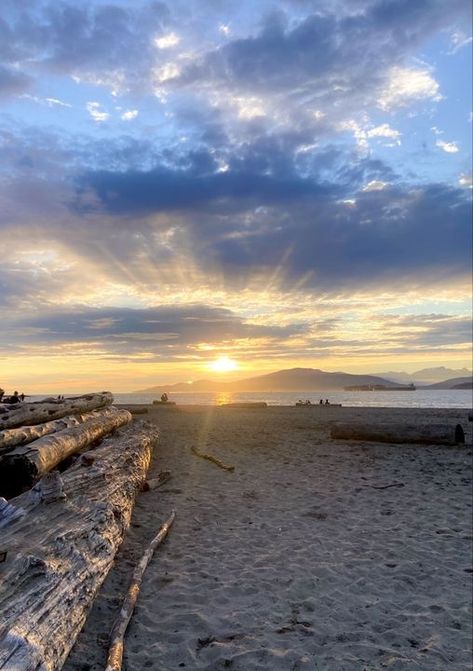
[[330, 422, 465, 446], [190, 445, 235, 471], [105, 510, 175, 671], [0, 420, 158, 671], [0, 392, 114, 430], [0, 407, 123, 455], [0, 407, 132, 498]]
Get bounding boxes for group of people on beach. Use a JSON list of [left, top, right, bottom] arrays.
[[0, 389, 25, 404], [297, 398, 331, 406]]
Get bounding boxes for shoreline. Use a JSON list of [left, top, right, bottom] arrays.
[[64, 405, 472, 671]]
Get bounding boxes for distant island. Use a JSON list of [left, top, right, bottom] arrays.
[[137, 367, 472, 393]]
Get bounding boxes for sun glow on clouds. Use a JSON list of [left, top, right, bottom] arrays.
[[208, 356, 238, 373]]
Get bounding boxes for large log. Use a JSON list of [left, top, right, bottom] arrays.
[[0, 407, 122, 455], [0, 420, 158, 671], [330, 422, 465, 445], [0, 407, 132, 498], [0, 392, 113, 430]]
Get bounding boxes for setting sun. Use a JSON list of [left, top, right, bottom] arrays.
[[209, 356, 238, 373]]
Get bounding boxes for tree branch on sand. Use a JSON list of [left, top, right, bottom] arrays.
[[105, 511, 176, 671], [190, 445, 235, 471]]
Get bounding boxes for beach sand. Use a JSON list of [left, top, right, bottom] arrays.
[[63, 406, 472, 671]]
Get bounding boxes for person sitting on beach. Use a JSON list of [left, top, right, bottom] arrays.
[[161, 393, 169, 403], [8, 391, 21, 404], [319, 399, 323, 405], [325, 399, 330, 405]]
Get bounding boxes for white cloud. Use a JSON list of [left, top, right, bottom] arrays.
[[339, 120, 400, 149], [154, 33, 180, 49], [448, 31, 473, 54], [45, 97, 71, 108], [219, 24, 231, 36], [154, 62, 181, 83], [366, 123, 401, 142], [436, 139, 459, 153], [363, 180, 388, 192], [121, 109, 139, 121], [377, 66, 442, 110], [23, 94, 72, 108], [459, 174, 472, 188], [86, 101, 109, 122]]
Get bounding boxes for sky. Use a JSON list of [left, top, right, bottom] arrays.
[[0, 0, 472, 393]]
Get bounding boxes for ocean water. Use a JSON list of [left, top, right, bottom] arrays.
[[110, 389, 472, 408]]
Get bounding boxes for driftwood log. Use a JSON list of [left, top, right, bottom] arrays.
[[0, 420, 158, 671], [0, 407, 132, 497], [105, 510, 176, 671], [0, 407, 122, 455], [0, 392, 113, 430], [330, 422, 465, 445]]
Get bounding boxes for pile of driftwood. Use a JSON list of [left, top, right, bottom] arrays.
[[0, 392, 159, 671]]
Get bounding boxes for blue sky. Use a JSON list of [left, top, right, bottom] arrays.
[[0, 0, 471, 391]]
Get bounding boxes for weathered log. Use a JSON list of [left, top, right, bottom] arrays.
[[0, 407, 122, 455], [219, 402, 267, 408], [330, 422, 465, 445], [0, 420, 158, 671], [105, 510, 175, 671], [0, 407, 132, 497], [0, 392, 113, 430]]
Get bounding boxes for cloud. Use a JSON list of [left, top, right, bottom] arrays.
[[154, 32, 180, 49], [86, 101, 110, 122], [377, 66, 441, 110], [459, 174, 472, 188], [0, 304, 304, 358], [362, 180, 388, 191], [436, 139, 459, 153], [0, 64, 32, 98], [121, 109, 139, 121], [448, 30, 473, 54]]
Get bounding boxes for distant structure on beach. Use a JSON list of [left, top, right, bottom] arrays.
[[344, 383, 416, 391]]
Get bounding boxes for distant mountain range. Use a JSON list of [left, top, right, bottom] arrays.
[[422, 376, 472, 390], [376, 367, 472, 385], [137, 367, 471, 393]]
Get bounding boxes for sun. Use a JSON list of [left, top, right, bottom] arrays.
[[209, 356, 238, 373]]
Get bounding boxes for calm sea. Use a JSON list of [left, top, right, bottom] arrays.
[[109, 389, 472, 408]]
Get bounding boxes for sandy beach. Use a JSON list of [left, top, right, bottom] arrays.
[[63, 405, 472, 671]]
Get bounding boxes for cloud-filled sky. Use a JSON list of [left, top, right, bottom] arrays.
[[0, 0, 471, 392]]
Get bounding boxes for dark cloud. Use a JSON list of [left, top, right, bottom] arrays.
[[0, 1, 171, 95], [0, 65, 32, 97], [76, 164, 336, 215], [380, 314, 473, 348], [72, 139, 471, 291], [0, 305, 305, 357], [178, 0, 469, 104]]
